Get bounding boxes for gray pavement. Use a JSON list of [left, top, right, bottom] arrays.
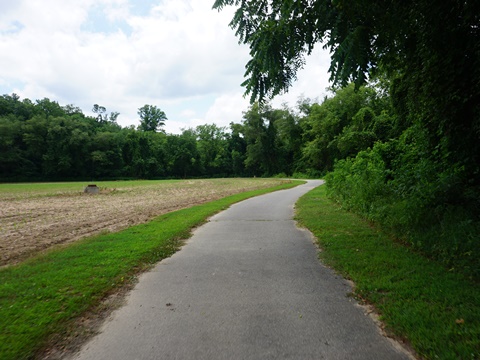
[[73, 180, 412, 360]]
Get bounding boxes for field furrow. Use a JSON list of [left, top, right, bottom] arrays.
[[0, 179, 286, 265]]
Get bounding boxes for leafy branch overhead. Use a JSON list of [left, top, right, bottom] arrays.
[[213, 0, 479, 111]]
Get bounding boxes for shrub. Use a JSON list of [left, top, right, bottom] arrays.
[[326, 133, 480, 279]]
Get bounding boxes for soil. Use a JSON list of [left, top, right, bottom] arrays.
[[0, 179, 286, 266]]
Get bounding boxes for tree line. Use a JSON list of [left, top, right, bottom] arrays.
[[0, 84, 392, 182]]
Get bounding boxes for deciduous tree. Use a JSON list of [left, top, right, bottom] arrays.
[[137, 105, 167, 132]]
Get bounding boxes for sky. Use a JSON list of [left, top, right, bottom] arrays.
[[0, 0, 332, 134]]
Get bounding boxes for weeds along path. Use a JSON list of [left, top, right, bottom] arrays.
[[0, 179, 286, 266]]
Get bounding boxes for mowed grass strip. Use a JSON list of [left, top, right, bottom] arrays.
[[0, 180, 303, 360], [295, 185, 480, 359]]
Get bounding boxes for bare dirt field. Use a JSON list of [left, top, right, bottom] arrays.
[[0, 178, 288, 266]]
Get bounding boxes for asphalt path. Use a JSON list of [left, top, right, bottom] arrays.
[[73, 180, 412, 360]]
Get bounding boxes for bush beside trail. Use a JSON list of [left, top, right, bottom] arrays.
[[326, 133, 480, 280]]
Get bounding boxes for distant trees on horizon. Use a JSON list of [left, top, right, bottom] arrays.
[[0, 84, 392, 182]]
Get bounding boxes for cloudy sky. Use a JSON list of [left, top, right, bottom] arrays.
[[0, 0, 332, 134]]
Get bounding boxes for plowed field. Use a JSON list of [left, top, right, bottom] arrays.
[[0, 178, 288, 266]]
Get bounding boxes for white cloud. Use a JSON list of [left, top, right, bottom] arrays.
[[204, 92, 250, 128], [0, 0, 332, 133], [180, 109, 196, 117]]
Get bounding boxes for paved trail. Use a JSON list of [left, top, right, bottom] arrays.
[[73, 181, 411, 360]]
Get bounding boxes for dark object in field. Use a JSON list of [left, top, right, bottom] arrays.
[[84, 184, 99, 194]]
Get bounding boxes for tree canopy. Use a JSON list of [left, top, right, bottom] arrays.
[[214, 0, 480, 162], [137, 105, 167, 132], [213, 0, 479, 104]]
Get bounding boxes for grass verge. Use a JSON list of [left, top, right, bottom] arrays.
[[295, 185, 480, 360], [0, 180, 303, 360]]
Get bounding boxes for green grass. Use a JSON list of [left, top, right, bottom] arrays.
[[0, 180, 303, 360], [0, 179, 179, 198], [295, 185, 480, 360]]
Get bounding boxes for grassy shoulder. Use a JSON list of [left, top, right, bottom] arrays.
[[295, 185, 480, 360], [0, 180, 303, 360]]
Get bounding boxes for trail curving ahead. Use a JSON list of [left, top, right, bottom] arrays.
[[73, 180, 412, 360]]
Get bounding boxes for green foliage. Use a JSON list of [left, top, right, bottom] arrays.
[[0, 93, 35, 120], [0, 88, 391, 181], [326, 146, 391, 218], [296, 185, 480, 359], [0, 116, 29, 177], [326, 129, 480, 279], [242, 102, 280, 176], [0, 95, 245, 181], [300, 83, 394, 172], [226, 122, 248, 176], [165, 130, 200, 178], [214, 0, 480, 143], [240, 101, 305, 176], [194, 123, 229, 176], [137, 104, 167, 132]]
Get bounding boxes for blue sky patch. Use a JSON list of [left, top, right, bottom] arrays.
[[1, 20, 24, 35], [128, 0, 157, 17], [0, 79, 26, 96], [81, 4, 133, 36]]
